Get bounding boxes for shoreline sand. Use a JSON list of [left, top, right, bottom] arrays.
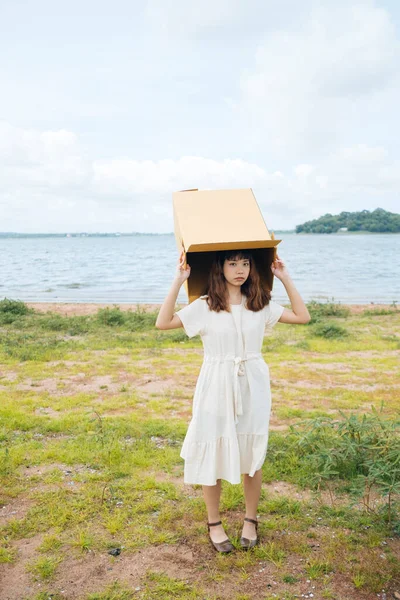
[[25, 301, 395, 317]]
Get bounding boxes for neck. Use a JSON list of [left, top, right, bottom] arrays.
[[226, 283, 242, 303]]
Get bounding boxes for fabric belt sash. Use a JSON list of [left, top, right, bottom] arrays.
[[203, 353, 263, 424]]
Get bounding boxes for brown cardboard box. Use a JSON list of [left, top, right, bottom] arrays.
[[173, 188, 281, 303]]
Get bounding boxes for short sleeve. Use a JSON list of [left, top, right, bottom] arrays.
[[264, 300, 285, 329], [174, 297, 208, 338]]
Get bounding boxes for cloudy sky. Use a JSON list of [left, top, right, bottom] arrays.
[[1, 0, 399, 233]]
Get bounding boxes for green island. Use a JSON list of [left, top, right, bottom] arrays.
[[296, 208, 400, 234], [0, 298, 399, 599]]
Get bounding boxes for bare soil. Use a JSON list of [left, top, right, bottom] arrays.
[[1, 521, 396, 600]]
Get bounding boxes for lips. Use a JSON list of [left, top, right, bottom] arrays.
[[235, 278, 244, 280]]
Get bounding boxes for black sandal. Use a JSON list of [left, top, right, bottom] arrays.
[[240, 517, 259, 550], [207, 521, 234, 553]]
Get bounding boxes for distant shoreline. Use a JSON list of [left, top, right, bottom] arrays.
[[0, 232, 173, 238], [25, 301, 395, 317], [1, 231, 400, 238]]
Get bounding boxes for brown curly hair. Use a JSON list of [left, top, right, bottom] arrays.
[[204, 249, 271, 312]]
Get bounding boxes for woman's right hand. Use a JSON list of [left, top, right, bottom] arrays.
[[175, 249, 191, 283]]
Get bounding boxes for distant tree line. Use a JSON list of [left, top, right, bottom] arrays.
[[296, 208, 400, 234]]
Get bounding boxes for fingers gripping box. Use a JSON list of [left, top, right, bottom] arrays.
[[173, 188, 281, 303]]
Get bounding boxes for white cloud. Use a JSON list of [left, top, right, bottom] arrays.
[[240, 2, 400, 155], [144, 0, 263, 38], [1, 1, 399, 233], [0, 122, 90, 189], [294, 164, 315, 177], [0, 122, 283, 232], [1, 122, 399, 233], [92, 156, 269, 196]]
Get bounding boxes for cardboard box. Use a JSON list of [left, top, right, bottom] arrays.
[[173, 188, 281, 303]]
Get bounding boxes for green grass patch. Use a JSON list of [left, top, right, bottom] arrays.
[[309, 321, 349, 339], [306, 299, 350, 321]]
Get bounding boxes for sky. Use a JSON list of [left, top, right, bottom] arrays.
[[1, 0, 399, 233]]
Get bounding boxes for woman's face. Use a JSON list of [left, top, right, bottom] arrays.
[[222, 256, 251, 286]]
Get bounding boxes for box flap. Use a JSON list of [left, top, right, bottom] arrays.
[[173, 188, 274, 252]]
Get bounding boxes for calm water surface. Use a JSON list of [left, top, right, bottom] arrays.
[[0, 234, 398, 304]]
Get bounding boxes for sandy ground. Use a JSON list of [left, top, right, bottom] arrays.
[[26, 301, 393, 316], [26, 302, 165, 316]]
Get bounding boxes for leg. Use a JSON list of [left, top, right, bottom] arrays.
[[242, 469, 262, 540], [202, 480, 229, 543]]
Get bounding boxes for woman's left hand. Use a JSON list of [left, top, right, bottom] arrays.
[[271, 255, 289, 280]]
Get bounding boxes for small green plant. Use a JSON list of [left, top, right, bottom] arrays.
[[95, 306, 156, 331], [282, 574, 300, 584], [306, 559, 334, 579], [0, 298, 31, 324], [86, 580, 135, 599], [352, 570, 367, 588], [310, 321, 349, 339], [33, 592, 65, 600], [0, 446, 12, 476], [253, 541, 286, 566], [0, 545, 16, 563], [0, 298, 30, 315], [96, 307, 126, 327], [38, 533, 63, 553], [26, 556, 61, 580], [71, 528, 95, 552], [306, 299, 350, 321], [295, 339, 310, 350], [142, 570, 203, 598]]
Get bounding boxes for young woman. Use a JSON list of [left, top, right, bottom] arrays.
[[156, 249, 310, 553]]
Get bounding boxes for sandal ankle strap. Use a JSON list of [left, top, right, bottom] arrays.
[[244, 517, 258, 529], [208, 520, 222, 528]]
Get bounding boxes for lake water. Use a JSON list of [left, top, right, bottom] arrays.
[[0, 233, 398, 305]]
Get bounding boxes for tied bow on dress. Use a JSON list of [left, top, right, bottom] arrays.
[[232, 354, 261, 423], [230, 296, 261, 424]]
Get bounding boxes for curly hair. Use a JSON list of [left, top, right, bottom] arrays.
[[204, 249, 271, 312]]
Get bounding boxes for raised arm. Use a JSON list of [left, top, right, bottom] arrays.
[[155, 250, 191, 330], [271, 256, 311, 325]]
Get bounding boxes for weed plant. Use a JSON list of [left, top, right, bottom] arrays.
[[363, 302, 399, 316], [310, 321, 349, 339], [0, 298, 33, 324], [283, 405, 400, 527], [306, 299, 350, 321]]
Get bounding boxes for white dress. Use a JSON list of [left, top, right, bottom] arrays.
[[175, 293, 284, 486]]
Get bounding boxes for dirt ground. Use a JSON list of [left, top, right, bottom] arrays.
[[1, 476, 396, 600]]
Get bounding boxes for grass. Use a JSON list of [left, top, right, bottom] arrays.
[[0, 298, 399, 599]]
